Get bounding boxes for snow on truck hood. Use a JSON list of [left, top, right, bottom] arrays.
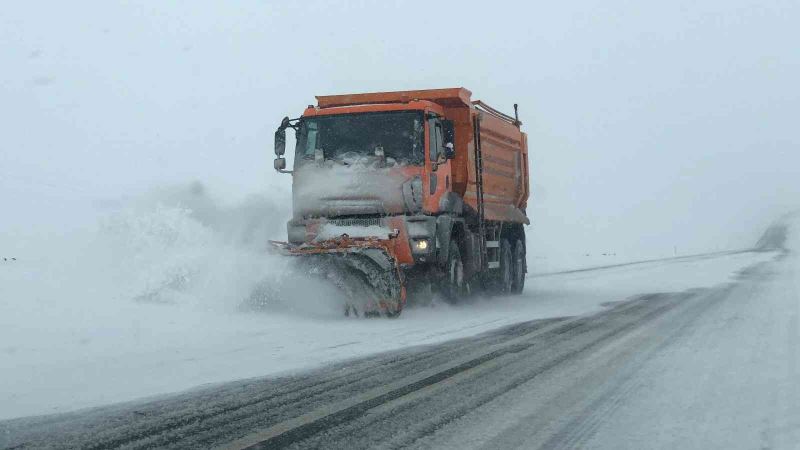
[[292, 163, 420, 218]]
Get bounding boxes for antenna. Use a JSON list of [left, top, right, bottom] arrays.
[[513, 103, 520, 127]]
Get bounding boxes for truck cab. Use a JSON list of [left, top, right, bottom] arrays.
[[273, 88, 529, 316]]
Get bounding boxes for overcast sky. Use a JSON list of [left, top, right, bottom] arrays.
[[1, 1, 798, 262]]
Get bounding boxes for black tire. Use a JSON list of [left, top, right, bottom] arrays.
[[405, 271, 434, 307], [384, 306, 402, 318], [498, 239, 513, 294], [442, 240, 466, 302], [511, 239, 525, 294]]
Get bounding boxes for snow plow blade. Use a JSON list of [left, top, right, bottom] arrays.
[[270, 237, 406, 317]]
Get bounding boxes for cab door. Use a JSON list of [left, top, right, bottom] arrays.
[[424, 116, 452, 213]]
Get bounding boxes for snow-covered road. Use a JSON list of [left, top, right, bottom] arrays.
[[1, 214, 796, 448], [2, 227, 792, 448], [409, 241, 799, 449], [0, 245, 773, 421]]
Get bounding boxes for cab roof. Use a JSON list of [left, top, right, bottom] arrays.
[[315, 87, 473, 109]]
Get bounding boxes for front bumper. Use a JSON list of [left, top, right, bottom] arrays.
[[287, 214, 438, 264]]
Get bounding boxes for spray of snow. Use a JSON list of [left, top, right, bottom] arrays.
[[0, 183, 347, 315]]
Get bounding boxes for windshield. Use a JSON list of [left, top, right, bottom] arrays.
[[296, 111, 424, 165]]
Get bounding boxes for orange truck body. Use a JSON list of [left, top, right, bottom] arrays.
[[273, 87, 530, 316]]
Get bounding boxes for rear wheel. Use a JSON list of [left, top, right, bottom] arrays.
[[442, 240, 466, 302], [511, 239, 525, 294], [498, 239, 513, 294]]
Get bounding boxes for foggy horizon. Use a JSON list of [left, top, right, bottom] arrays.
[[3, 1, 799, 262]]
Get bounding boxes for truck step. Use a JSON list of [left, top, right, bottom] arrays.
[[485, 241, 500, 248], [488, 261, 500, 269]]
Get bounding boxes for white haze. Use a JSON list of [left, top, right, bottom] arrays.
[[0, 0, 799, 419], [2, 1, 799, 266]]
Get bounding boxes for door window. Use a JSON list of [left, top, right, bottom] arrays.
[[429, 120, 443, 161]]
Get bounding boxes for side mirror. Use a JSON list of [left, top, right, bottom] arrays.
[[274, 128, 286, 156], [444, 142, 455, 159], [274, 157, 287, 172]]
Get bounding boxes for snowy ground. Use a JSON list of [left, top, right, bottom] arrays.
[[0, 237, 774, 420]]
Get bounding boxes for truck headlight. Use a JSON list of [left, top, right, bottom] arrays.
[[414, 239, 429, 251]]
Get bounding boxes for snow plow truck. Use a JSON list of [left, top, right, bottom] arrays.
[[271, 88, 530, 317]]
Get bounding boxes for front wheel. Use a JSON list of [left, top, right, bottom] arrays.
[[442, 240, 466, 302]]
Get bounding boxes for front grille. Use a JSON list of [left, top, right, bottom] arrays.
[[329, 217, 383, 227]]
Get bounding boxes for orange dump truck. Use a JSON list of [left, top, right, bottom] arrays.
[[272, 88, 530, 316]]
